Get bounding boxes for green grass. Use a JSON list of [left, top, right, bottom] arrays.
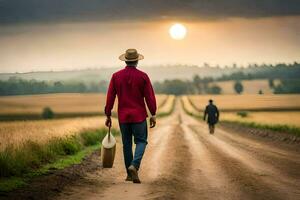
[[0, 128, 119, 192], [0, 145, 100, 192], [0, 177, 26, 193], [236, 111, 249, 118]]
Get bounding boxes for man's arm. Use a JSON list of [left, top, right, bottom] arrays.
[[104, 75, 116, 127], [144, 74, 157, 128]]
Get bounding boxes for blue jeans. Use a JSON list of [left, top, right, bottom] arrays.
[[119, 120, 148, 174]]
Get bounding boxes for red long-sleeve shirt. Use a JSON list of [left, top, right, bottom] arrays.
[[105, 66, 157, 123]]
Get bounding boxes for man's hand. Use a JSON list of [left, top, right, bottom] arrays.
[[150, 116, 156, 128], [105, 116, 112, 127]]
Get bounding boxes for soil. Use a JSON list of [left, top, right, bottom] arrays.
[[1, 101, 300, 200]]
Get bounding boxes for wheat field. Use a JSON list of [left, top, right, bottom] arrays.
[[0, 93, 106, 114], [209, 79, 281, 94], [0, 116, 108, 151], [188, 94, 300, 111], [0, 94, 169, 150], [184, 95, 300, 128], [0, 93, 168, 115], [221, 112, 300, 128]]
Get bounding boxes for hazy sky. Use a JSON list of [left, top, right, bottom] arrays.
[[0, 0, 300, 73]]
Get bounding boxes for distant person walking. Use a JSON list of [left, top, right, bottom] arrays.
[[105, 49, 157, 183], [203, 99, 219, 134]]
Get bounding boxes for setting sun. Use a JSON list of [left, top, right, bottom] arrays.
[[169, 23, 187, 40]]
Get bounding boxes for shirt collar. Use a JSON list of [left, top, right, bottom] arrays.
[[125, 66, 137, 69]]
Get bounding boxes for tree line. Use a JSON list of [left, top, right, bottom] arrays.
[[217, 62, 300, 81], [153, 77, 244, 95], [153, 76, 300, 95], [0, 63, 299, 96], [0, 76, 299, 96], [0, 77, 108, 96]]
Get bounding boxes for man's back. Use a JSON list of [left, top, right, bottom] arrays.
[[205, 104, 218, 116], [105, 66, 156, 123]]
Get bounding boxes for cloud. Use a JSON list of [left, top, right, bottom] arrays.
[[0, 0, 300, 24]]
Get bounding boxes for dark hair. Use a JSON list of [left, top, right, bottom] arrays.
[[209, 99, 213, 103], [125, 60, 138, 66]]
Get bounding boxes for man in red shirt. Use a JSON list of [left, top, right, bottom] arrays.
[[105, 49, 157, 183]]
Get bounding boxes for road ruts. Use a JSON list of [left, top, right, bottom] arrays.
[[54, 100, 300, 200]]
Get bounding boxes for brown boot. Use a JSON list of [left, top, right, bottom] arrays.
[[125, 174, 132, 181], [128, 165, 141, 184]]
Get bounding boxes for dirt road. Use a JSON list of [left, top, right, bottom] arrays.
[[54, 101, 300, 200]]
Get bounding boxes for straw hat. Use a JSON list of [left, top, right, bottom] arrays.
[[119, 49, 144, 61]]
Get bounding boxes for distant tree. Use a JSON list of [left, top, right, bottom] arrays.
[[193, 75, 202, 94], [246, 73, 253, 80], [202, 77, 213, 93], [53, 81, 64, 92], [42, 107, 54, 119], [268, 79, 274, 88], [154, 79, 191, 95], [77, 83, 87, 93], [207, 85, 222, 94], [274, 79, 300, 94], [234, 81, 244, 94]]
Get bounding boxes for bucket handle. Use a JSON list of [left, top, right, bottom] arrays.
[[108, 126, 111, 142]]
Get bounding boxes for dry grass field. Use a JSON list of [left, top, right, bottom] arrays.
[[0, 93, 168, 115], [209, 79, 281, 94], [188, 94, 300, 111], [0, 94, 169, 150], [221, 111, 300, 128], [185, 94, 300, 129], [0, 116, 108, 151], [0, 93, 106, 114]]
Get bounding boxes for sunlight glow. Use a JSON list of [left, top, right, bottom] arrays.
[[169, 23, 187, 40]]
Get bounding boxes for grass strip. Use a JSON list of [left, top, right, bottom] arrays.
[[157, 96, 176, 118], [0, 145, 100, 192], [157, 95, 169, 109], [221, 120, 300, 137], [180, 97, 202, 118], [0, 128, 119, 192]]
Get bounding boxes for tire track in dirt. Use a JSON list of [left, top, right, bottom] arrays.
[[189, 123, 300, 197], [180, 105, 300, 200], [146, 122, 194, 199], [180, 104, 250, 200], [190, 125, 295, 200], [215, 128, 300, 178], [53, 100, 300, 200], [181, 123, 245, 200], [54, 111, 184, 200]]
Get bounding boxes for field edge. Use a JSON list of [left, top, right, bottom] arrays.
[[0, 128, 120, 193]]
